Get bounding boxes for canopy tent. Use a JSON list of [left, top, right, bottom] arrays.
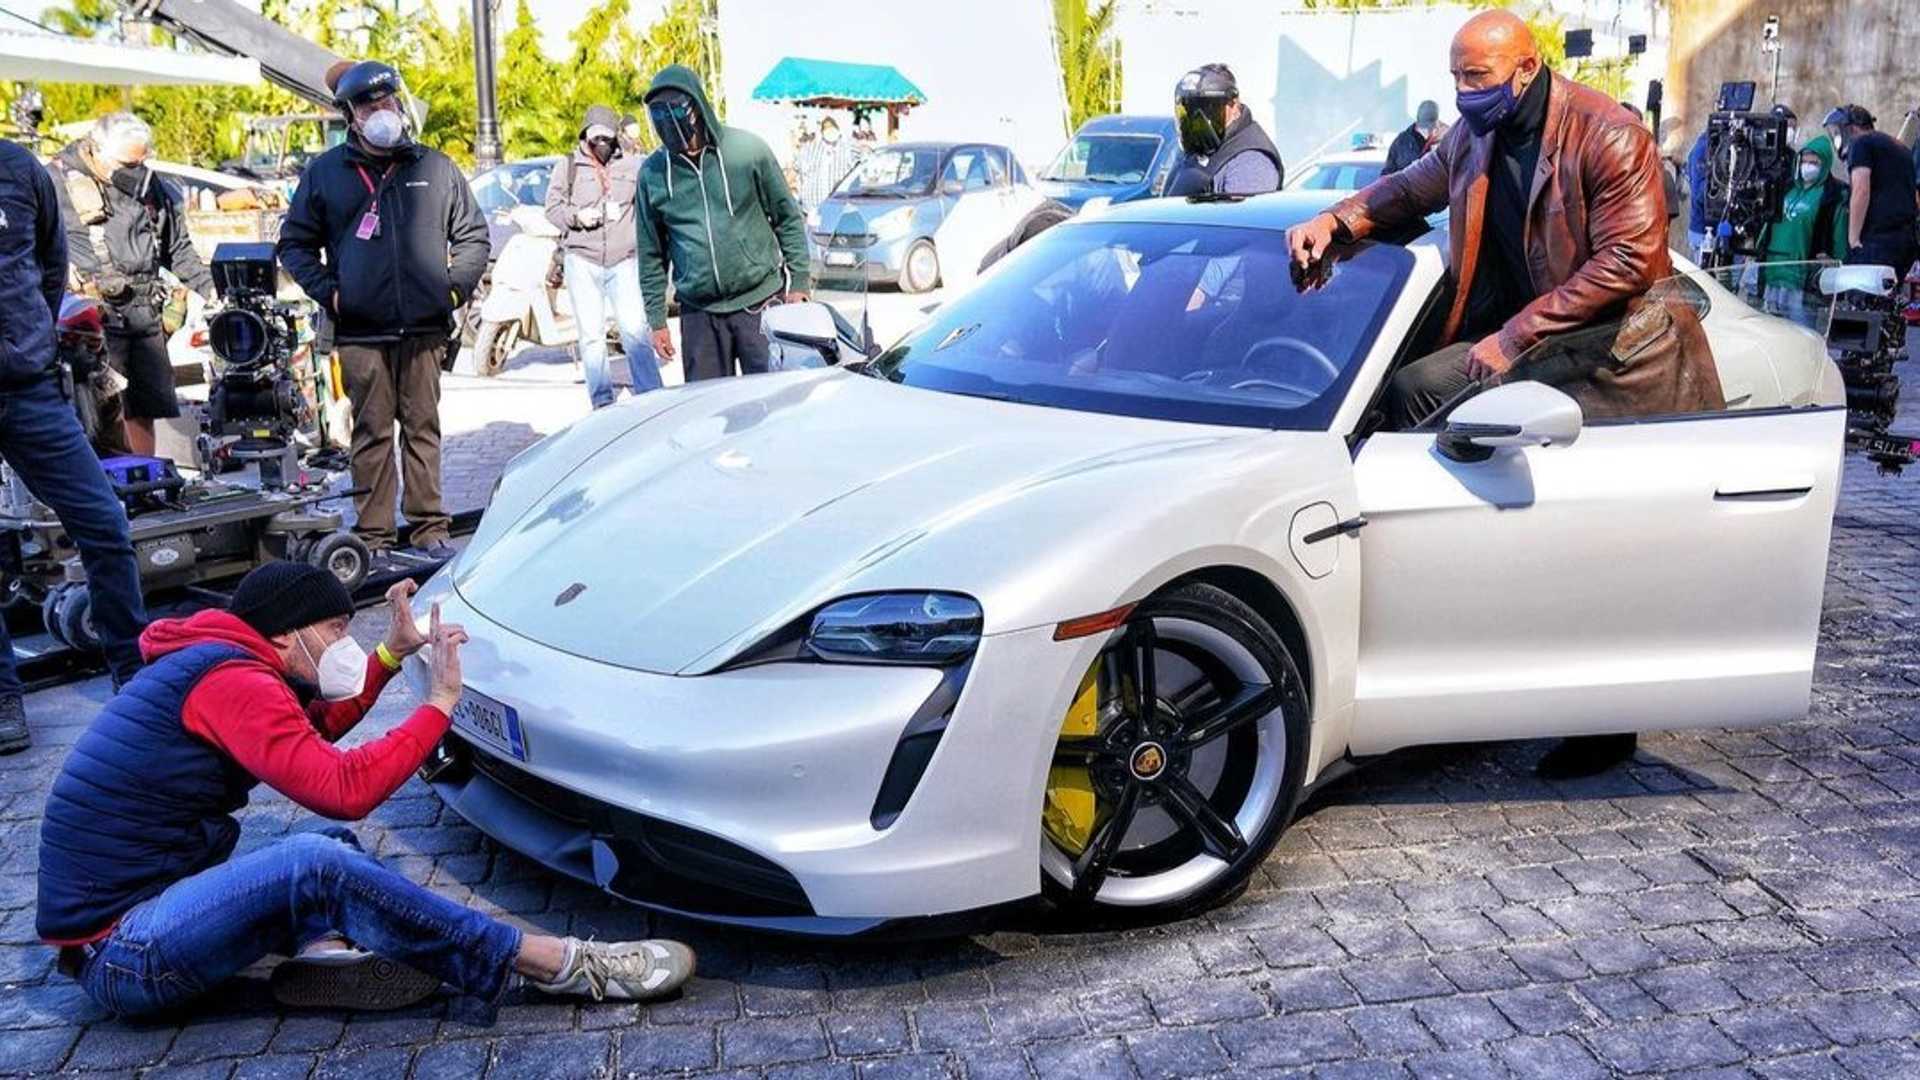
[[751, 57, 927, 110], [0, 27, 260, 87]]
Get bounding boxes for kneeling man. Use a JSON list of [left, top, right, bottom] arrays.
[[37, 562, 693, 1017]]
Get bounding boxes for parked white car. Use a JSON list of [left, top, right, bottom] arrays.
[[412, 190, 1849, 935]]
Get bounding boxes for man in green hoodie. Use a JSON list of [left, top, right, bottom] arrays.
[[636, 66, 810, 381], [1758, 134, 1849, 330]]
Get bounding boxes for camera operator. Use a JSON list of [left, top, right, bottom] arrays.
[[0, 139, 146, 754], [1823, 105, 1918, 270], [277, 61, 489, 561], [1287, 10, 1724, 778], [48, 113, 214, 457]]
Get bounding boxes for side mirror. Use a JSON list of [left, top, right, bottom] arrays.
[[940, 178, 965, 197], [761, 301, 841, 368], [1435, 381, 1582, 463]]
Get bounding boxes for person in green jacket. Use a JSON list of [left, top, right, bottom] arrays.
[[636, 65, 810, 380], [1758, 133, 1850, 329]]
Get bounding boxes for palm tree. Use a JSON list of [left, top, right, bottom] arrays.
[[1055, 0, 1121, 133]]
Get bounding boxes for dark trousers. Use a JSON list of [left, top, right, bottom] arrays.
[[679, 307, 772, 382], [0, 378, 145, 694], [1847, 232, 1919, 273], [1388, 340, 1481, 429], [337, 338, 448, 549]]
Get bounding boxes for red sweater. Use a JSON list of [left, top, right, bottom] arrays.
[[143, 611, 450, 821]]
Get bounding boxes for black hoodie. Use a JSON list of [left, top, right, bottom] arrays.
[[276, 138, 489, 344]]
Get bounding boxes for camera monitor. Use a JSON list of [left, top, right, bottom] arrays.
[[210, 242, 277, 298], [1716, 81, 1757, 112]]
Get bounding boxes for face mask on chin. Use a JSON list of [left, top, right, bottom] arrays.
[[298, 628, 370, 701]]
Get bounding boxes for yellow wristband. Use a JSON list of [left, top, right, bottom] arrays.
[[376, 642, 402, 671]]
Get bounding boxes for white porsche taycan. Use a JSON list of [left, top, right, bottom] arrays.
[[410, 191, 1856, 934]]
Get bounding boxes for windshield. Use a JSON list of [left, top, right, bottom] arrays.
[[1045, 134, 1162, 184], [835, 147, 941, 198], [471, 162, 554, 215], [867, 221, 1413, 429], [1289, 160, 1383, 192]]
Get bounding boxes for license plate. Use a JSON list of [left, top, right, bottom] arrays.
[[825, 251, 857, 267], [451, 689, 526, 762]]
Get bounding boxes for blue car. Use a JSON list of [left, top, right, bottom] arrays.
[[1035, 114, 1181, 211]]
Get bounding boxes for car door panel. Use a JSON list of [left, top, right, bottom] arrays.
[[1347, 406, 1845, 755]]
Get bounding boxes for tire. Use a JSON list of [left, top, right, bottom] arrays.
[[1039, 582, 1309, 921], [41, 585, 69, 649], [306, 531, 371, 594], [900, 238, 940, 294], [472, 319, 519, 378], [55, 584, 99, 652]]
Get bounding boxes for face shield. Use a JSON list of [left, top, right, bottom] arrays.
[[648, 91, 704, 157], [1176, 94, 1232, 157]]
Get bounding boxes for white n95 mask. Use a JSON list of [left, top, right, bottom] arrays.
[[302, 632, 370, 700]]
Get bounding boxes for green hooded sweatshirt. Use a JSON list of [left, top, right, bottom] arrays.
[[1761, 134, 1849, 290], [634, 66, 810, 329]]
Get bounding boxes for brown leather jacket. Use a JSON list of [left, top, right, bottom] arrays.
[[1329, 73, 1724, 418]]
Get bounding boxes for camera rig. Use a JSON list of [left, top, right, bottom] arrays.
[[201, 242, 311, 489], [1700, 86, 1795, 269], [1823, 265, 1917, 473]]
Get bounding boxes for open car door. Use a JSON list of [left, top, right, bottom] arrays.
[[1347, 263, 1848, 755]]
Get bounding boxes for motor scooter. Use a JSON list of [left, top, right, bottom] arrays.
[[471, 205, 574, 376]]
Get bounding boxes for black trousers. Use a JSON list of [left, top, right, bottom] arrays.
[[1387, 340, 1480, 429], [679, 307, 772, 382]]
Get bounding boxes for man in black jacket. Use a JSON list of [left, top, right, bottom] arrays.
[[277, 62, 488, 559], [1384, 101, 1443, 176], [0, 139, 146, 754], [1169, 64, 1283, 197], [49, 113, 214, 456]]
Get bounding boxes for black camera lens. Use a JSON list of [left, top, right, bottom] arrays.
[[208, 308, 269, 367]]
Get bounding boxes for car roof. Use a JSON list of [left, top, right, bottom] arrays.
[[1087, 190, 1366, 233], [1076, 115, 1176, 136], [878, 141, 1013, 155]]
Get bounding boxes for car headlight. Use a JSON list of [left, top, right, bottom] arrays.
[[807, 592, 982, 664], [870, 206, 914, 241]]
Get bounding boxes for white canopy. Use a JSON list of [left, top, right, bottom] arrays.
[[0, 27, 260, 87]]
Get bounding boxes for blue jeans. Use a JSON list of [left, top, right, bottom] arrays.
[[75, 828, 521, 1018], [563, 255, 661, 408], [0, 377, 144, 695]]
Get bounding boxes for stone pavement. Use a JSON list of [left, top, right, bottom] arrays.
[[2, 365, 1919, 1079]]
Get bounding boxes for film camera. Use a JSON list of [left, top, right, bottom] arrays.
[[202, 242, 310, 488], [1700, 82, 1796, 267], [1821, 264, 1913, 471]]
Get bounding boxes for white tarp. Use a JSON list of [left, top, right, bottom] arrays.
[[0, 27, 261, 86], [716, 0, 1068, 171], [1116, 3, 1479, 170]]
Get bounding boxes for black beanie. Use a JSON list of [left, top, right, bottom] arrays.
[[228, 561, 356, 639]]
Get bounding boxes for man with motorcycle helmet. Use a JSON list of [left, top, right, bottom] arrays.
[[277, 61, 489, 561], [1168, 64, 1284, 197], [48, 112, 215, 457]]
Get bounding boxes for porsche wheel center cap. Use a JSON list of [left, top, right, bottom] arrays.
[[1129, 742, 1168, 781]]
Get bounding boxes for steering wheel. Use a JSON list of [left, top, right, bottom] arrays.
[[1241, 336, 1340, 382]]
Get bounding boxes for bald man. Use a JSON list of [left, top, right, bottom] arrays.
[[1290, 11, 1721, 433], [1290, 12, 1724, 778]]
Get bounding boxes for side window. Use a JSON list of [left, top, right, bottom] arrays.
[[941, 151, 980, 191], [985, 149, 1009, 189]]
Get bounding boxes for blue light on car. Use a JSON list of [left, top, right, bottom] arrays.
[[806, 593, 983, 665]]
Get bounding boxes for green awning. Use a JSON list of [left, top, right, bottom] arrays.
[[751, 57, 927, 107]]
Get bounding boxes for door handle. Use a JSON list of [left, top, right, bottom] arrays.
[[1302, 516, 1367, 544], [1713, 482, 1813, 501]]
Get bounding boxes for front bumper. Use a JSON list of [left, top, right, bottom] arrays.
[[411, 574, 1077, 927], [807, 230, 912, 285]]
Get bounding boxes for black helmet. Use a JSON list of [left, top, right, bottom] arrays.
[[332, 61, 404, 112], [1175, 64, 1239, 157]]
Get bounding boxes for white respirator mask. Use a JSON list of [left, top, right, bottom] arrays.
[[1800, 162, 1823, 184], [360, 108, 410, 150], [301, 631, 369, 700]]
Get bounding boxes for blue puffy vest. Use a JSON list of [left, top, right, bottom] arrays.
[[37, 642, 261, 942]]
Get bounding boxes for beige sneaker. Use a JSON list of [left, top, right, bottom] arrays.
[[529, 938, 696, 1002]]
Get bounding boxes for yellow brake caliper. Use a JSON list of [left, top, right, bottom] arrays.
[[1043, 661, 1102, 855]]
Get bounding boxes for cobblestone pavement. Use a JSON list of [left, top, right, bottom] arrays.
[[2, 378, 1918, 1079]]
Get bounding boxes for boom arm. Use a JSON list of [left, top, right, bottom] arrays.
[[124, 0, 345, 108]]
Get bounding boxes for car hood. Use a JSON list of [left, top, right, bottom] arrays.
[[1039, 179, 1147, 208], [453, 370, 1253, 675]]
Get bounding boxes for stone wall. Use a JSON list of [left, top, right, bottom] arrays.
[[1668, 0, 1920, 140]]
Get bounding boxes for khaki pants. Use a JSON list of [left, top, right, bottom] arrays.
[[336, 338, 449, 549]]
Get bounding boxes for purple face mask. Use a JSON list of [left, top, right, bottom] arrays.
[[1457, 71, 1526, 137]]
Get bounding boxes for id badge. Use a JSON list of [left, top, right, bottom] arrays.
[[355, 211, 381, 240]]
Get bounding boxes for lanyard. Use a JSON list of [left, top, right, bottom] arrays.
[[353, 163, 395, 212]]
